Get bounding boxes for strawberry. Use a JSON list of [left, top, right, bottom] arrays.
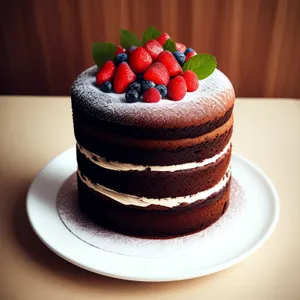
[[113, 62, 136, 93], [156, 32, 171, 45], [144, 62, 169, 86], [116, 45, 125, 55], [129, 46, 153, 73], [176, 42, 186, 53], [143, 87, 161, 103], [182, 70, 199, 92], [167, 76, 187, 101], [143, 39, 163, 60], [185, 51, 197, 61], [96, 61, 116, 86], [157, 51, 182, 77]]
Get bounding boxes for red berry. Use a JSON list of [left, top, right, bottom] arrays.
[[167, 76, 187, 101], [157, 51, 182, 77], [143, 39, 163, 60], [156, 32, 171, 46], [176, 42, 186, 53], [116, 45, 125, 55], [144, 62, 169, 86], [143, 87, 161, 103], [185, 51, 197, 61], [113, 62, 136, 94], [129, 46, 153, 73], [96, 61, 116, 86], [182, 70, 199, 92]]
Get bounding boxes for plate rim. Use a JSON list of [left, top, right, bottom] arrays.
[[26, 148, 280, 282]]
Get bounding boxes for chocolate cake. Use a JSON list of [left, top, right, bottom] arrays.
[[71, 28, 235, 238], [71, 67, 234, 238]]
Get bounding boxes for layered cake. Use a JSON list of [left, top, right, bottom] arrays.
[[71, 27, 235, 238]]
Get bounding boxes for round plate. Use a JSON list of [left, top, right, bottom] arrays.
[[26, 148, 279, 282]]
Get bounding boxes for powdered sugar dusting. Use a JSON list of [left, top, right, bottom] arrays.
[[71, 66, 234, 128], [57, 174, 246, 258]]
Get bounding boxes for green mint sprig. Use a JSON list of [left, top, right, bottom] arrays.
[[92, 42, 117, 67], [182, 54, 217, 80], [142, 26, 161, 44], [163, 38, 176, 52], [120, 29, 141, 49]]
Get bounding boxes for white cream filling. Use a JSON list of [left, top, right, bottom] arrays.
[[78, 167, 231, 208], [77, 140, 231, 172]]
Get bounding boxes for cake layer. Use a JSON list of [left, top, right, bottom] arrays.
[[71, 66, 235, 140], [74, 114, 233, 166], [77, 168, 231, 207], [78, 175, 231, 238], [77, 144, 231, 198]]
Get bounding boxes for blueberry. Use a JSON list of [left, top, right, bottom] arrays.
[[100, 81, 112, 93], [128, 46, 137, 53], [173, 51, 186, 66], [136, 74, 144, 83], [184, 48, 195, 56], [125, 89, 139, 103], [115, 53, 128, 65], [155, 85, 167, 98], [129, 82, 142, 94], [141, 80, 155, 92]]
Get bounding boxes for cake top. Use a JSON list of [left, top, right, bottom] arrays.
[[71, 26, 234, 128]]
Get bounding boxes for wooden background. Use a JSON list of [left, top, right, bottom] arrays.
[[0, 0, 300, 98]]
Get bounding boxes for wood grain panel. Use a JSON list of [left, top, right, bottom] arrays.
[[0, 0, 299, 97]]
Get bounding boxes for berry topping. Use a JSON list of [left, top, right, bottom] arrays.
[[136, 74, 144, 82], [155, 84, 167, 98], [184, 48, 195, 56], [157, 51, 182, 77], [129, 82, 142, 94], [141, 80, 156, 92], [167, 76, 187, 101], [173, 51, 186, 66], [113, 62, 136, 93], [100, 81, 113, 93], [182, 70, 199, 92], [156, 32, 171, 45], [129, 46, 153, 73], [185, 51, 197, 61], [175, 42, 186, 53], [116, 45, 125, 55], [143, 62, 169, 86], [115, 53, 128, 65], [125, 89, 140, 103], [96, 61, 116, 87], [143, 39, 164, 60], [143, 87, 161, 103]]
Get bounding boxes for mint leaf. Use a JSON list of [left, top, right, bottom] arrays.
[[120, 29, 141, 49], [182, 54, 217, 80], [92, 42, 117, 67], [163, 39, 176, 52], [142, 26, 161, 44]]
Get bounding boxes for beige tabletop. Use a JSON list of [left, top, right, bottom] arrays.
[[0, 96, 299, 300]]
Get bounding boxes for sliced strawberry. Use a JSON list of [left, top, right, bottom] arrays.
[[176, 42, 186, 53], [144, 62, 169, 86], [167, 76, 187, 101], [96, 61, 116, 86], [156, 33, 170, 46], [182, 70, 199, 92], [143, 87, 161, 103], [185, 51, 197, 61], [143, 39, 163, 60], [116, 45, 125, 55], [113, 62, 136, 93], [157, 51, 182, 77], [129, 46, 153, 73]]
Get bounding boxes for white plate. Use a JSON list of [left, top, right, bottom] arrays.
[[26, 148, 279, 282]]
